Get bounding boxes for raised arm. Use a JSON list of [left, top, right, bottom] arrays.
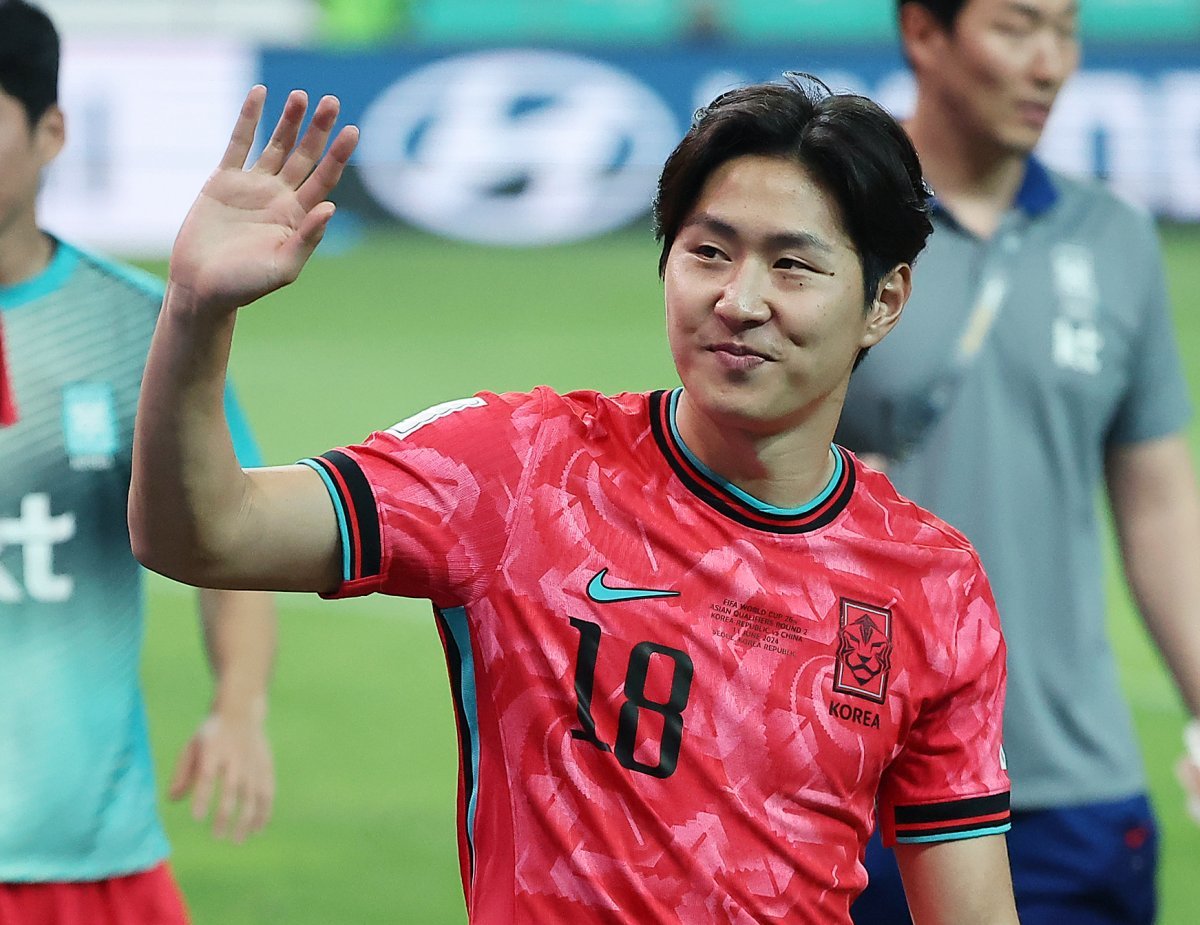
[[129, 87, 359, 592]]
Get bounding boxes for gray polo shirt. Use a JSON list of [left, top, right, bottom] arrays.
[[837, 159, 1192, 809]]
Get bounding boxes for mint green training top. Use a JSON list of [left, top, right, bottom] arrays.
[[0, 239, 261, 881]]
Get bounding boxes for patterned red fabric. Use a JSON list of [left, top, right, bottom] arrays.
[[314, 388, 1010, 924], [0, 863, 189, 924]]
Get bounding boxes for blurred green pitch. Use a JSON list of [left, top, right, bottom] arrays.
[[137, 222, 1200, 924]]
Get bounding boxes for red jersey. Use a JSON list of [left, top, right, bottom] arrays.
[[301, 388, 1010, 924]]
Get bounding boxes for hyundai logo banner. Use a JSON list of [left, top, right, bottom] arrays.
[[260, 44, 1200, 247], [35, 41, 1200, 255]]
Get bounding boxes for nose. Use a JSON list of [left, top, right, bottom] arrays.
[[714, 261, 771, 327], [1030, 29, 1078, 88]]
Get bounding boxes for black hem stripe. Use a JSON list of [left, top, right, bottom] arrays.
[[320, 450, 382, 579], [894, 792, 1010, 825], [435, 607, 476, 881], [648, 390, 856, 534]]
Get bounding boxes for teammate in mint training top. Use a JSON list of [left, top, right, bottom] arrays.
[[128, 74, 1020, 923], [0, 3, 277, 922], [837, 2, 1200, 923]]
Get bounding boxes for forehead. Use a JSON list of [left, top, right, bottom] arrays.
[[688, 154, 854, 251], [961, 0, 1078, 20], [0, 88, 32, 129]]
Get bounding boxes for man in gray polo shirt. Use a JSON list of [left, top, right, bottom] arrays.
[[839, 1, 1200, 923]]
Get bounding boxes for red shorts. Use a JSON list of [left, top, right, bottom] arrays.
[[0, 862, 190, 925]]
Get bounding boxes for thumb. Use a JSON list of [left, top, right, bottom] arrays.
[[278, 202, 336, 282], [169, 737, 200, 801]]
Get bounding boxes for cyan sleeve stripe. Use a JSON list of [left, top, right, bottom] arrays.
[[896, 823, 1012, 845], [298, 457, 352, 583]]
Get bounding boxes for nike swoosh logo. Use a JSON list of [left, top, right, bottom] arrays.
[[586, 569, 680, 604]]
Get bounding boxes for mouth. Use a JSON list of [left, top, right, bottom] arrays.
[[706, 342, 773, 372], [1016, 100, 1053, 128], [707, 342, 773, 361]]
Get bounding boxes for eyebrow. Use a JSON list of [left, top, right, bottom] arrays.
[[1001, 0, 1078, 21], [679, 214, 836, 256]]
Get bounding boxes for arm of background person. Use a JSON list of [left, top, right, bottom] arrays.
[[128, 87, 358, 593], [1107, 432, 1200, 814], [170, 588, 277, 843], [896, 835, 1020, 925]]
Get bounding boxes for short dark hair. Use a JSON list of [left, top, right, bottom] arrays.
[[653, 73, 932, 306], [896, 0, 967, 30], [0, 0, 59, 126]]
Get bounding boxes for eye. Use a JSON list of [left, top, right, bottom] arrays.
[[994, 18, 1035, 38], [775, 257, 812, 273], [693, 243, 726, 260]]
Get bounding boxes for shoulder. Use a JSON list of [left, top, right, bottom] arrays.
[[849, 455, 985, 568], [61, 240, 166, 304], [1044, 168, 1160, 247]]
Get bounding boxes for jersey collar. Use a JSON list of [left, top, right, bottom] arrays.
[[930, 156, 1059, 221], [0, 236, 78, 313], [649, 389, 855, 534]]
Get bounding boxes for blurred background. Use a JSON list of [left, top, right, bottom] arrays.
[[31, 1, 1200, 922]]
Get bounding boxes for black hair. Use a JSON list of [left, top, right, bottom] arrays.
[[0, 0, 59, 126], [653, 73, 932, 307], [896, 0, 967, 30]]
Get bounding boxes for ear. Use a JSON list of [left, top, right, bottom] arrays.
[[899, 2, 952, 76], [861, 263, 911, 350], [33, 104, 65, 168]]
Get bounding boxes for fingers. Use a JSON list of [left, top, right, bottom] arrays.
[[279, 95, 343, 189], [224, 86, 356, 197], [256, 89, 310, 176], [189, 751, 220, 827], [219, 86, 267, 171], [296, 123, 360, 213], [209, 756, 275, 843]]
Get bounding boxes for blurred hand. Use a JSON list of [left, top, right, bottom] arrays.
[[168, 86, 359, 314], [170, 705, 275, 843], [1179, 720, 1200, 825]]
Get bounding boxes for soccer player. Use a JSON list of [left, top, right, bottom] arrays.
[[128, 75, 1020, 923], [836, 1, 1200, 923], [0, 3, 277, 922]]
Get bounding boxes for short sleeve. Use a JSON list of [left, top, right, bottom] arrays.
[[877, 561, 1011, 847], [1106, 210, 1191, 446], [299, 390, 545, 606]]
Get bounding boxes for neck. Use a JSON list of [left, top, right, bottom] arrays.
[[0, 222, 54, 287], [906, 103, 1028, 238], [674, 391, 839, 510]]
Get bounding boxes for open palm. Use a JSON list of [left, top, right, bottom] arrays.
[[170, 87, 359, 311]]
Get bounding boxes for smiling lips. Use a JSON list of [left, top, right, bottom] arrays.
[[707, 342, 773, 371]]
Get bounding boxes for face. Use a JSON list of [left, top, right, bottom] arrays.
[[664, 154, 904, 436], [0, 89, 62, 241], [910, 0, 1080, 155]]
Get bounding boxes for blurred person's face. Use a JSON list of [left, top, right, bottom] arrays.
[[663, 154, 902, 436], [905, 0, 1080, 156], [0, 88, 62, 242]]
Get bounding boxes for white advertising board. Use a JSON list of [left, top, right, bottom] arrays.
[[38, 39, 255, 257]]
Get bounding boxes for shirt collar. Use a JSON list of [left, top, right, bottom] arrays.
[[0, 236, 78, 313], [930, 155, 1059, 220]]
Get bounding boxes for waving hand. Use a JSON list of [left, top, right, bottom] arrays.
[[169, 86, 359, 313]]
